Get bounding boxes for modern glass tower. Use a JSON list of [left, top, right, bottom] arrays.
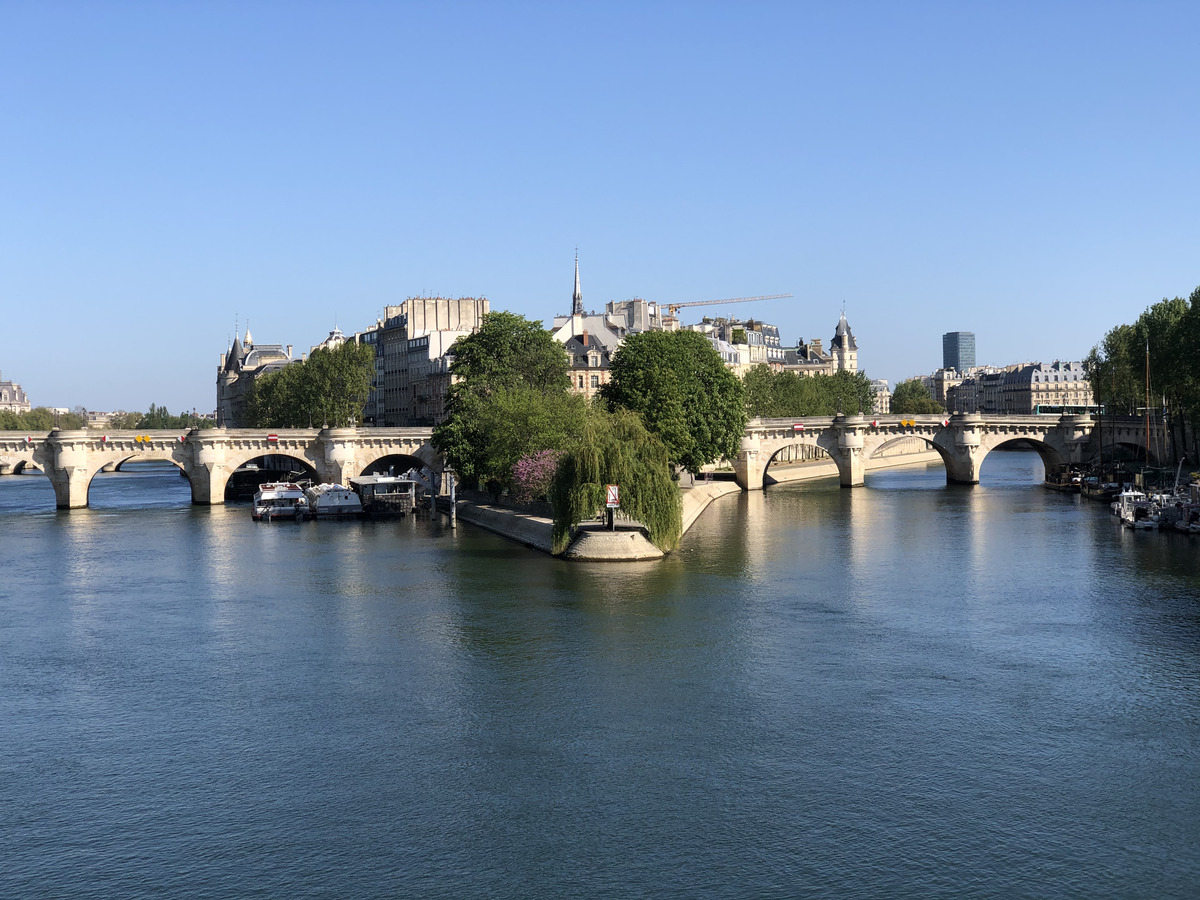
[[942, 331, 976, 371]]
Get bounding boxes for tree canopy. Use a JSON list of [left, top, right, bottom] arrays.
[[600, 330, 747, 474], [1084, 285, 1200, 463], [549, 407, 682, 553], [742, 365, 876, 417], [890, 379, 944, 415], [433, 311, 580, 495], [243, 339, 375, 428], [444, 310, 570, 395]]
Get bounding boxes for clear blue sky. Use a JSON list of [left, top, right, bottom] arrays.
[[2, 1, 1197, 414]]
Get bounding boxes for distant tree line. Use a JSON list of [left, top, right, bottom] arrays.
[[1084, 284, 1200, 463], [0, 407, 86, 430], [0, 405, 216, 432], [106, 404, 215, 430]]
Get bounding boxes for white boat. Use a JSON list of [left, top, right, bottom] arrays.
[[304, 483, 363, 518], [252, 482, 309, 521], [1113, 489, 1159, 530]]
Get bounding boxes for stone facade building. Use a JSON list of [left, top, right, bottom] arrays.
[[781, 313, 859, 379], [945, 361, 1094, 414], [216, 330, 297, 427], [0, 372, 31, 413], [379, 297, 489, 426], [562, 331, 613, 401]]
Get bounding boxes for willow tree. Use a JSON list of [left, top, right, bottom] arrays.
[[549, 407, 682, 554]]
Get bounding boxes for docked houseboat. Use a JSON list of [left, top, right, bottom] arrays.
[[304, 483, 363, 518], [350, 475, 418, 516], [252, 483, 309, 521], [1044, 465, 1083, 493]]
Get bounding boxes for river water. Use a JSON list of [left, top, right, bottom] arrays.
[[2, 453, 1198, 899]]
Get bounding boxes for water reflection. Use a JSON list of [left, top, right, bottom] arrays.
[[4, 449, 1200, 898]]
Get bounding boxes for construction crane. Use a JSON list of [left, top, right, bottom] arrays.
[[664, 293, 792, 318]]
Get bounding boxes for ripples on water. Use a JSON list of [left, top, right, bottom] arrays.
[[1, 456, 1198, 898]]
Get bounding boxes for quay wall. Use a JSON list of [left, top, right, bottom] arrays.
[[445, 449, 941, 560]]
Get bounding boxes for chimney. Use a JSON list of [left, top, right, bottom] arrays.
[[287, 344, 293, 359], [582, 328, 589, 347]]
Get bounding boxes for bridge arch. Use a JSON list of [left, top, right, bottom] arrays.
[[737, 413, 1105, 490], [215, 448, 320, 501], [976, 437, 1065, 478], [760, 440, 844, 486], [358, 450, 436, 479], [863, 433, 954, 476]]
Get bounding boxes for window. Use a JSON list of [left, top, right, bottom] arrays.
[[590, 375, 599, 389], [578, 375, 584, 388]]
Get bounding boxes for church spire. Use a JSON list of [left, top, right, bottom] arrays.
[[572, 250, 584, 316]]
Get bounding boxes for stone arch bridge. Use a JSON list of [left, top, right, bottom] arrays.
[[0, 427, 438, 509], [736, 413, 1162, 491]]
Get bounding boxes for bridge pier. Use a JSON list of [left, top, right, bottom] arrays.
[[943, 413, 983, 484], [319, 427, 362, 486], [734, 448, 765, 491], [833, 415, 866, 487], [38, 430, 94, 509]]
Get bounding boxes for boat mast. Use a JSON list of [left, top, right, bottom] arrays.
[[1145, 338, 1151, 475]]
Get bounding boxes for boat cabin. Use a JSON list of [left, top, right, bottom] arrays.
[[350, 475, 419, 516]]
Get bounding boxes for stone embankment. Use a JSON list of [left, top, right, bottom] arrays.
[[448, 449, 942, 560]]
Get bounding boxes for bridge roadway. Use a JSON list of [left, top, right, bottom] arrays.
[[0, 413, 1164, 508]]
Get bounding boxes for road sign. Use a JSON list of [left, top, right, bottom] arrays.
[[793, 423, 804, 432], [605, 484, 620, 508]]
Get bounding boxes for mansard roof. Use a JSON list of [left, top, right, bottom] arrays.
[[243, 345, 291, 371]]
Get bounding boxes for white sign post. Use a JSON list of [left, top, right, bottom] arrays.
[[605, 484, 619, 530]]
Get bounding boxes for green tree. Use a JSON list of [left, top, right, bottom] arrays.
[[444, 310, 570, 394], [433, 311, 577, 494], [600, 330, 747, 474], [891, 379, 944, 414], [743, 365, 876, 418], [438, 386, 586, 495], [243, 339, 375, 427], [1086, 286, 1200, 463], [742, 364, 779, 416], [827, 370, 877, 416], [549, 407, 682, 553], [306, 340, 376, 426]]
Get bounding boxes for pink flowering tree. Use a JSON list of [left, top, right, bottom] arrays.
[[510, 450, 563, 506]]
